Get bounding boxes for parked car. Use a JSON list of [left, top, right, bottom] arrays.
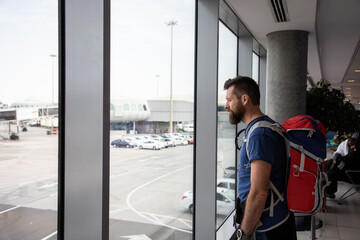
[[183, 124, 194, 132], [138, 140, 164, 150], [217, 178, 235, 192], [111, 139, 134, 148], [128, 136, 149, 146], [124, 137, 138, 147], [181, 189, 235, 215], [172, 137, 188, 146], [223, 166, 236, 178], [184, 135, 194, 144], [163, 138, 176, 147], [154, 137, 176, 148]]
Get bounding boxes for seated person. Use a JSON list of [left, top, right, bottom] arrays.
[[325, 137, 360, 199], [333, 137, 356, 161], [325, 137, 356, 172]]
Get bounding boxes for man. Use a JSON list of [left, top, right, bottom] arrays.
[[326, 136, 358, 199], [224, 76, 297, 240], [333, 137, 356, 161]]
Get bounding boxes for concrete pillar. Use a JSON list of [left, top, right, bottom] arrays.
[[266, 30, 308, 123]]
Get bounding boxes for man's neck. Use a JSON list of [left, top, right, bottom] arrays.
[[243, 107, 265, 126]]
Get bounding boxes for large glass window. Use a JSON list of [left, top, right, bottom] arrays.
[[110, 0, 195, 239], [216, 21, 238, 228], [0, 0, 58, 239], [252, 52, 260, 83]]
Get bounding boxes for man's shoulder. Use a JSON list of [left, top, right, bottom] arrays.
[[248, 118, 280, 138], [251, 127, 280, 142]]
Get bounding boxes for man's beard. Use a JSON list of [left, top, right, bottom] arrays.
[[228, 103, 245, 124]]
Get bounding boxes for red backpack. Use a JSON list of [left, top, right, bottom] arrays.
[[245, 115, 329, 215]]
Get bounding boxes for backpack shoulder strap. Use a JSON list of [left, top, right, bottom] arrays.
[[245, 120, 286, 159], [244, 120, 289, 218]]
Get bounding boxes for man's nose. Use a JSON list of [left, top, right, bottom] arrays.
[[225, 102, 230, 110]]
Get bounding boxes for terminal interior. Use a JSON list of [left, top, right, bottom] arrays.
[[0, 0, 360, 239]]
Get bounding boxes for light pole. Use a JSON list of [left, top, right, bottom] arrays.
[[155, 74, 160, 97], [49, 54, 57, 105], [167, 20, 177, 133]]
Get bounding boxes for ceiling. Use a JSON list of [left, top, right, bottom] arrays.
[[226, 0, 360, 108]]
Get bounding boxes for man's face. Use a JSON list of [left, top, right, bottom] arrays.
[[225, 85, 245, 124]]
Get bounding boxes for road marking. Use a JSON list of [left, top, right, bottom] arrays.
[[39, 182, 58, 189], [177, 218, 192, 229], [41, 231, 57, 240], [0, 205, 22, 215], [126, 164, 192, 234], [120, 235, 151, 240], [139, 211, 192, 229]]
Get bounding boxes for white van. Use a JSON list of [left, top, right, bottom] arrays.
[[183, 124, 194, 132]]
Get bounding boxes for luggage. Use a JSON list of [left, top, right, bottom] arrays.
[[282, 115, 328, 215], [245, 115, 328, 215]]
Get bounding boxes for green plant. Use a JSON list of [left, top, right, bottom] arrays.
[[306, 79, 359, 135]]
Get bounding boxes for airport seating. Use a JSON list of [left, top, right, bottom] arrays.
[[337, 170, 360, 204]]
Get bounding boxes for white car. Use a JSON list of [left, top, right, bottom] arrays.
[[217, 178, 236, 192], [127, 137, 145, 146], [138, 140, 164, 150], [124, 137, 139, 147], [223, 166, 236, 178], [154, 137, 175, 148], [172, 137, 188, 146], [183, 124, 194, 132], [181, 189, 235, 215]]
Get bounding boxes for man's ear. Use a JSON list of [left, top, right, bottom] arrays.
[[242, 94, 249, 105]]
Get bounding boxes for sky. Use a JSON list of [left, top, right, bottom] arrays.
[[0, 0, 196, 105], [111, 0, 195, 100], [0, 0, 247, 106], [0, 0, 58, 105]]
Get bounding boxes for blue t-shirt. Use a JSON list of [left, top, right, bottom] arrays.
[[238, 116, 289, 230], [238, 115, 287, 202]]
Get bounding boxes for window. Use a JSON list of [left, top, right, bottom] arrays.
[[0, 0, 58, 239], [252, 52, 259, 83], [110, 0, 195, 239], [216, 21, 238, 228], [138, 104, 143, 111]]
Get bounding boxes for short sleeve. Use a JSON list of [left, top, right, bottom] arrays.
[[247, 128, 279, 165]]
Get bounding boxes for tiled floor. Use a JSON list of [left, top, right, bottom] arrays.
[[296, 181, 360, 240]]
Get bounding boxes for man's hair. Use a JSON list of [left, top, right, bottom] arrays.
[[223, 76, 260, 105]]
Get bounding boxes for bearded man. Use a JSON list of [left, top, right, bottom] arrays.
[[224, 76, 297, 240]]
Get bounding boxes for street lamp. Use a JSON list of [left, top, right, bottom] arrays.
[[155, 74, 160, 97], [167, 20, 177, 133], [49, 54, 57, 105]]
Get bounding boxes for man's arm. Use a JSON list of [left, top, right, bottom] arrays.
[[241, 159, 271, 235]]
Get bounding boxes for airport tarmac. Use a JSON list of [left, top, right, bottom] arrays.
[[0, 126, 235, 240]]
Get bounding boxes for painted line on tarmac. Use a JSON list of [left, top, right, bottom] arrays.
[[139, 211, 192, 229], [177, 218, 192, 229], [0, 205, 22, 215], [41, 231, 57, 240], [126, 164, 192, 234], [39, 182, 58, 189]]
